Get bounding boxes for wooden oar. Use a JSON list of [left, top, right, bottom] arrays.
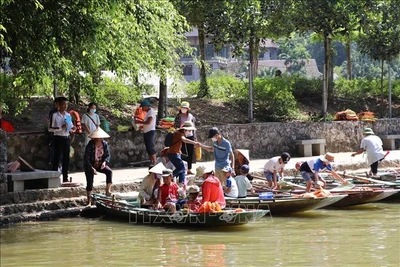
[[342, 172, 397, 186]]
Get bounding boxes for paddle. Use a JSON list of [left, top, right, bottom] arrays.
[[342, 172, 397, 186]]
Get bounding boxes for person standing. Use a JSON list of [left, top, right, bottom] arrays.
[[263, 152, 291, 189], [167, 121, 200, 186], [201, 127, 234, 185], [48, 97, 75, 183], [351, 128, 386, 176], [81, 102, 100, 146], [84, 128, 112, 205], [140, 99, 157, 165], [174, 101, 197, 175]]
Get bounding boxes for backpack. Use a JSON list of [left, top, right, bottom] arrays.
[[164, 132, 174, 147]]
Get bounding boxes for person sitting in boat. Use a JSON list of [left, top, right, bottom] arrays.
[[234, 149, 253, 181], [263, 152, 291, 190], [155, 147, 176, 171], [200, 168, 226, 210], [84, 128, 112, 205], [158, 169, 182, 213], [222, 166, 239, 198], [234, 164, 254, 198], [299, 152, 344, 192], [183, 185, 202, 212], [138, 163, 164, 204]]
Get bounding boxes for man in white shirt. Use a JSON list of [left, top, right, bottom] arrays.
[[352, 128, 386, 176], [141, 99, 157, 165], [48, 97, 76, 182], [263, 152, 290, 189]]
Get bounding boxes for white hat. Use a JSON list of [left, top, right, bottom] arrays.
[[235, 149, 250, 161], [161, 169, 173, 177], [148, 162, 165, 174], [88, 128, 110, 139], [187, 185, 200, 194], [320, 152, 335, 163]]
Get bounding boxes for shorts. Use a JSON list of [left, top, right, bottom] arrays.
[[301, 171, 320, 182], [264, 171, 280, 182]]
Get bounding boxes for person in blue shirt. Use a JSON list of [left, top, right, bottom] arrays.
[[299, 152, 343, 192], [201, 127, 234, 185]]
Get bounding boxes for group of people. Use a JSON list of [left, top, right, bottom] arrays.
[[48, 97, 112, 205], [49, 96, 388, 207]]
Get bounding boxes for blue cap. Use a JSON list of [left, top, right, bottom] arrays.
[[241, 164, 250, 173], [140, 99, 151, 107]]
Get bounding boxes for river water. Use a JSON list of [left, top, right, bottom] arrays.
[[1, 202, 399, 267]]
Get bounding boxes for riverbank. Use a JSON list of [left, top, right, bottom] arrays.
[[1, 151, 399, 227]]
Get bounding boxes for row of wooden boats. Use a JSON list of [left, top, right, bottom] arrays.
[[87, 170, 399, 228]]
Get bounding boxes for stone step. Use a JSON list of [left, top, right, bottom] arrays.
[[0, 183, 140, 205], [0, 197, 87, 216], [0, 206, 89, 227]]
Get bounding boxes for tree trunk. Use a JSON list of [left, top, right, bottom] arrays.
[[322, 33, 330, 119], [346, 38, 352, 80], [158, 77, 167, 122], [198, 23, 209, 98], [380, 60, 384, 117], [249, 36, 260, 79]]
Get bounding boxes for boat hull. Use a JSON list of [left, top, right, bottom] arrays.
[[225, 195, 347, 215], [93, 194, 268, 227]]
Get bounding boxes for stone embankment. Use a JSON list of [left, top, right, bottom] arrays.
[[0, 183, 140, 227]]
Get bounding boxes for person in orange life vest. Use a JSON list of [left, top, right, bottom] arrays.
[[84, 128, 112, 205], [81, 102, 100, 145], [157, 169, 180, 213], [174, 101, 197, 175], [48, 97, 76, 183], [200, 168, 226, 209], [167, 121, 201, 186], [183, 185, 202, 212]]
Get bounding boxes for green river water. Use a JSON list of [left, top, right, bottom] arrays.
[[1, 202, 399, 267]]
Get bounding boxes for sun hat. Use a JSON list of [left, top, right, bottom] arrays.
[[207, 127, 220, 138], [88, 128, 110, 139], [320, 152, 335, 163], [235, 149, 250, 161], [180, 101, 190, 109], [187, 185, 200, 194], [180, 121, 196, 131], [222, 166, 232, 173], [281, 152, 291, 164], [149, 162, 165, 174], [140, 99, 151, 107], [161, 169, 173, 177], [196, 166, 214, 177], [363, 128, 374, 135], [240, 164, 250, 173]]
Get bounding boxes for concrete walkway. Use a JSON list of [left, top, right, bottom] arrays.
[[68, 150, 400, 188]]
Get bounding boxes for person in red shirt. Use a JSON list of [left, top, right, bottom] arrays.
[[158, 169, 179, 213], [201, 168, 226, 209], [183, 185, 202, 212]]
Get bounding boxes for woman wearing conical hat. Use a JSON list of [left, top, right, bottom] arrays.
[[84, 128, 112, 205]]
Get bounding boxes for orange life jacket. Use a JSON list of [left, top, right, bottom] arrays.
[[69, 110, 82, 134]]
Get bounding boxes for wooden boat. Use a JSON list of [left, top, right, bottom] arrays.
[[91, 194, 268, 227], [225, 195, 347, 215], [327, 189, 400, 207]]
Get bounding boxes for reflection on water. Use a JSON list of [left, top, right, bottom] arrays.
[[1, 203, 399, 267]]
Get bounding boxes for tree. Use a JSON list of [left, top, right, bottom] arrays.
[[358, 0, 400, 116], [1, 0, 190, 114], [172, 0, 211, 97]]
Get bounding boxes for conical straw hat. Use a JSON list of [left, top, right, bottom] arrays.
[[148, 162, 166, 174], [236, 149, 250, 161], [88, 127, 110, 139]]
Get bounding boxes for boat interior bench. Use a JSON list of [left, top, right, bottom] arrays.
[[7, 170, 61, 192], [295, 139, 326, 157], [380, 135, 400, 150]]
